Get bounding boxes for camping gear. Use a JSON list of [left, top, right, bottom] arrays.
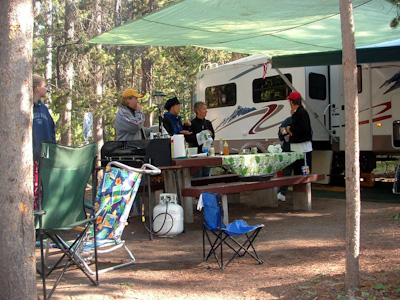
[[153, 193, 184, 236], [35, 142, 99, 300], [199, 192, 264, 269]]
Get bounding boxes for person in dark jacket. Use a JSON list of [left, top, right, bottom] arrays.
[[185, 101, 215, 153], [33, 75, 56, 161], [162, 97, 191, 136], [285, 91, 313, 175], [185, 101, 215, 177], [33, 74, 56, 210], [277, 115, 292, 201]]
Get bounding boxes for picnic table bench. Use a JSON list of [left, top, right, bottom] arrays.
[[191, 173, 240, 186], [182, 174, 325, 224]]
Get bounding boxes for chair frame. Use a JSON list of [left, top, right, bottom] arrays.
[[202, 193, 264, 269], [75, 161, 161, 275]]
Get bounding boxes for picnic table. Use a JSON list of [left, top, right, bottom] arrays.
[[163, 152, 316, 223]]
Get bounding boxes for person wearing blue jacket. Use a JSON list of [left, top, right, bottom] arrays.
[[162, 97, 192, 136], [33, 74, 56, 160], [33, 74, 56, 209]]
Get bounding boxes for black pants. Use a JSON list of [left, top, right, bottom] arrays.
[[293, 151, 312, 175], [278, 161, 293, 195]]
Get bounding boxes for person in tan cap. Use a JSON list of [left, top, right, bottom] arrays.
[[115, 88, 149, 141]]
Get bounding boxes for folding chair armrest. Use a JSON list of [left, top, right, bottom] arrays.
[[106, 161, 161, 176], [34, 210, 46, 216]]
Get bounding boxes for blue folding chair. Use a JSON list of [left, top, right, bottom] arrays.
[[201, 192, 264, 269]]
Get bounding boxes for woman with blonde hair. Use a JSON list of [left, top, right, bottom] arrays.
[[115, 88, 149, 141], [185, 101, 214, 177], [33, 74, 56, 209]]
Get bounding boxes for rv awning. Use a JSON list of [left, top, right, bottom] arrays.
[[89, 0, 400, 59]]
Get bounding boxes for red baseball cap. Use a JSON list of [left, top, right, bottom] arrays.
[[286, 91, 302, 102]]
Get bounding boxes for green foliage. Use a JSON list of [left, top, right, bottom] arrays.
[[32, 0, 242, 144], [373, 282, 388, 291], [298, 286, 311, 290]]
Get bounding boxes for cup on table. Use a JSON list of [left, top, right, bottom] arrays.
[[187, 147, 198, 156], [302, 165, 310, 175], [241, 148, 250, 155], [210, 147, 215, 156]]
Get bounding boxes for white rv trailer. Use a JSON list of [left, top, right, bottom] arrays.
[[196, 54, 400, 181]]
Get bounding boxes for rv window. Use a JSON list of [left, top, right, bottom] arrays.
[[252, 74, 292, 103], [357, 65, 362, 93], [309, 72, 326, 100], [205, 83, 237, 108]]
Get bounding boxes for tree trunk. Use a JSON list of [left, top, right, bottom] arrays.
[[231, 52, 243, 61], [339, 0, 361, 292], [131, 53, 136, 87], [59, 0, 74, 146], [114, 0, 122, 91], [45, 0, 53, 106], [0, 1, 37, 299], [92, 0, 104, 150], [141, 53, 153, 127]]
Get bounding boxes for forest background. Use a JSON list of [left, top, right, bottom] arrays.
[[33, 0, 244, 150]]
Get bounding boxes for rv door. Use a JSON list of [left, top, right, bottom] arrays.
[[305, 66, 331, 145]]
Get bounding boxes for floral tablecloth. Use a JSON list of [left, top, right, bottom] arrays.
[[221, 152, 304, 177]]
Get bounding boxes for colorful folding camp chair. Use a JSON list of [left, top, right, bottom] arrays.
[[35, 142, 99, 300], [76, 161, 161, 275], [200, 192, 264, 269]]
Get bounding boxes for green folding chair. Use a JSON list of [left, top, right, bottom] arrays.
[[35, 142, 98, 300]]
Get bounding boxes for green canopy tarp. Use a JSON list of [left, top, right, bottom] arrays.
[[90, 0, 400, 59]]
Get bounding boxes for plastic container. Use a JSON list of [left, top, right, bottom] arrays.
[[223, 141, 229, 155], [301, 165, 310, 175], [219, 138, 224, 155], [153, 193, 184, 236]]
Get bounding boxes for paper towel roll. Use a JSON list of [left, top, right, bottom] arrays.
[[172, 134, 186, 158]]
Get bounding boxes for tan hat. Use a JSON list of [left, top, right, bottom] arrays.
[[122, 88, 143, 99]]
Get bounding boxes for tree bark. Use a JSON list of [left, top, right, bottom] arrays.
[[59, 0, 74, 146], [339, 0, 361, 292], [141, 53, 153, 127], [114, 0, 122, 92], [92, 0, 104, 150], [231, 52, 243, 61], [45, 0, 53, 106], [0, 0, 37, 299]]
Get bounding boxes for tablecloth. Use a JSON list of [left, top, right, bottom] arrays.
[[221, 152, 304, 176]]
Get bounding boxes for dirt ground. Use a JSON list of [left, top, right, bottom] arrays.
[[37, 189, 400, 300]]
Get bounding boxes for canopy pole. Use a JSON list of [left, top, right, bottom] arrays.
[[274, 67, 338, 143]]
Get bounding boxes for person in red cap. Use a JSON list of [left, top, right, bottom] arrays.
[[285, 91, 313, 175]]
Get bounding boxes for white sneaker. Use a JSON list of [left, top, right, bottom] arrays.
[[277, 192, 286, 202]]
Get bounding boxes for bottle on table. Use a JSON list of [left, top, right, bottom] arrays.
[[219, 138, 223, 155], [223, 141, 229, 155]]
